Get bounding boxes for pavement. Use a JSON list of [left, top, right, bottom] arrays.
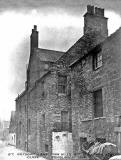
[[0, 140, 47, 160]]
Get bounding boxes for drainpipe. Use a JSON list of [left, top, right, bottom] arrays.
[[27, 87, 29, 152]]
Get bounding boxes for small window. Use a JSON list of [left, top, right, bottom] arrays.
[[93, 52, 102, 70], [61, 111, 69, 131], [19, 121, 22, 135], [58, 75, 67, 94], [19, 140, 20, 145], [28, 119, 31, 134], [45, 144, 49, 152], [94, 89, 103, 118], [19, 105, 22, 112], [42, 114, 45, 129], [14, 135, 15, 143], [42, 91, 45, 98], [25, 142, 27, 150], [41, 80, 46, 98], [25, 105, 27, 112]]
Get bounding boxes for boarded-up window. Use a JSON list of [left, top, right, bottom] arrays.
[[94, 89, 103, 118], [61, 111, 69, 130], [58, 75, 67, 94]]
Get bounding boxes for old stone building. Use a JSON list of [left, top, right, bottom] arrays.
[[9, 111, 16, 145], [16, 5, 121, 160]]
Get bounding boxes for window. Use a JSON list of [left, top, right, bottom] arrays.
[[93, 52, 102, 70], [19, 140, 20, 145], [58, 75, 67, 94], [42, 91, 46, 98], [94, 89, 103, 118], [14, 135, 15, 143], [42, 114, 45, 129], [19, 105, 22, 112], [25, 142, 27, 150], [61, 111, 69, 130], [25, 105, 27, 112], [41, 80, 46, 98], [19, 121, 22, 135], [45, 144, 49, 152], [28, 119, 31, 134]]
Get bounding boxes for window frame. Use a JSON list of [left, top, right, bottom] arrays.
[[25, 105, 27, 112], [93, 89, 103, 118], [58, 74, 67, 94], [92, 45, 102, 70], [45, 144, 49, 152], [19, 121, 22, 135], [61, 111, 69, 131], [93, 52, 102, 70], [42, 113, 45, 129]]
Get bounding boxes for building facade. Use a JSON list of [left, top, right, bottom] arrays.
[[9, 111, 16, 146], [16, 5, 121, 160]]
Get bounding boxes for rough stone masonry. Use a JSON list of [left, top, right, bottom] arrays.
[[15, 5, 121, 160]]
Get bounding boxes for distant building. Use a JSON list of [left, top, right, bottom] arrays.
[[9, 111, 16, 146], [2, 121, 9, 129], [0, 120, 10, 141], [15, 5, 121, 160]]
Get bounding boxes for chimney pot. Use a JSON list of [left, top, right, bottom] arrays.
[[30, 25, 38, 54], [34, 25, 37, 31], [95, 7, 104, 17], [87, 5, 94, 14]]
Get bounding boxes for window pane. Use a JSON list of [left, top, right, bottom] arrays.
[[58, 75, 67, 94], [93, 53, 102, 69], [94, 89, 103, 117], [61, 111, 69, 130], [45, 144, 49, 152]]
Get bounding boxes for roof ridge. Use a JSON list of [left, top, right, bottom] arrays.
[[36, 48, 64, 54]]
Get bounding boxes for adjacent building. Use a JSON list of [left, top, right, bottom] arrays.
[[16, 5, 121, 160], [0, 120, 10, 141], [9, 111, 16, 146]]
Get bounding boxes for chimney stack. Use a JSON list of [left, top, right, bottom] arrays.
[[84, 5, 108, 38], [30, 25, 38, 54], [87, 5, 94, 14]]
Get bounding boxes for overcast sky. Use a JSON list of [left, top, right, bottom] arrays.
[[1, 0, 121, 120]]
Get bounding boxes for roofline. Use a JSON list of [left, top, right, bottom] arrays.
[[35, 48, 65, 54], [15, 71, 51, 101], [15, 90, 26, 101], [69, 43, 102, 68]]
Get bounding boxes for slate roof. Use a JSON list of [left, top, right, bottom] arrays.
[[34, 48, 64, 62], [68, 27, 121, 67], [56, 31, 107, 67]]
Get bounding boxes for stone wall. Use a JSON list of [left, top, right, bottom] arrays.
[[71, 27, 121, 158]]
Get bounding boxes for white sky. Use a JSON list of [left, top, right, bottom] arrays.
[[0, 8, 121, 121]]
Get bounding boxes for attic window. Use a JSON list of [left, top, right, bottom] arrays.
[[92, 45, 102, 70], [93, 51, 102, 70]]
